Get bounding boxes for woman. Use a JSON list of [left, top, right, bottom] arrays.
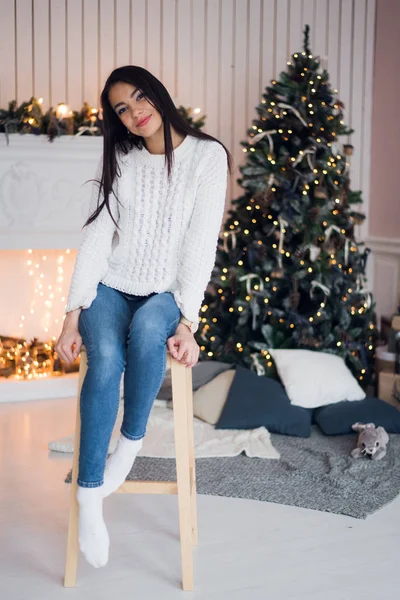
[[55, 65, 232, 569]]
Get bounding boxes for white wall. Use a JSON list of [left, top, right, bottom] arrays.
[[0, 0, 376, 213]]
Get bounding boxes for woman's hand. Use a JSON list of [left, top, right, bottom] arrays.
[[167, 323, 200, 368], [54, 309, 83, 365]]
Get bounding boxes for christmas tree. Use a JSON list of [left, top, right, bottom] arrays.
[[198, 25, 377, 388]]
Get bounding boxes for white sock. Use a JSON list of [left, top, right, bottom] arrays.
[[77, 485, 109, 568], [101, 434, 143, 498]]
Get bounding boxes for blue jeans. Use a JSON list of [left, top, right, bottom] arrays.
[[76, 282, 181, 488]]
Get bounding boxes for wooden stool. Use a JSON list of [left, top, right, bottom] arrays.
[[64, 346, 198, 591]]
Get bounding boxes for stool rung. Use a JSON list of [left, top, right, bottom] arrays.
[[113, 468, 195, 496], [115, 480, 178, 494]]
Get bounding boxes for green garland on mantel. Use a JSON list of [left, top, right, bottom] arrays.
[[0, 97, 206, 143]]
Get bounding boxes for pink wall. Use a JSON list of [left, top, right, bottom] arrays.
[[369, 0, 400, 238]]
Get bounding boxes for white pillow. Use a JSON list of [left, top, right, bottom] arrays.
[[268, 349, 366, 408]]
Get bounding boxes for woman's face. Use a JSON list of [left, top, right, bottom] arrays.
[[108, 81, 162, 137]]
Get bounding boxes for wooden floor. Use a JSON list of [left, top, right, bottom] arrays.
[[0, 395, 398, 600]]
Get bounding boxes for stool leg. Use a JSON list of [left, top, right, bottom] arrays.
[[64, 350, 87, 587], [185, 365, 198, 546], [171, 358, 194, 591]]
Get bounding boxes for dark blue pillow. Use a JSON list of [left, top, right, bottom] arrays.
[[215, 364, 313, 437], [314, 397, 400, 435]]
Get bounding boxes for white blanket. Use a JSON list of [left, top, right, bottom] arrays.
[[48, 400, 279, 460]]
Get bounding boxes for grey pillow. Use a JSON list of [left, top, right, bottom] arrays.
[[158, 359, 234, 400]]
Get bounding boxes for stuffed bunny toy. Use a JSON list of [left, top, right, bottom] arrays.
[[350, 422, 389, 460]]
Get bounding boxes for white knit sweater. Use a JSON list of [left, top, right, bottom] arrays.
[[65, 135, 228, 323]]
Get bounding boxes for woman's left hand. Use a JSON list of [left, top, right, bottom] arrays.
[[167, 323, 200, 368]]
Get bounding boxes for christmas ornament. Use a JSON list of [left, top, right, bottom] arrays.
[[314, 185, 327, 199], [340, 188, 348, 206], [271, 268, 285, 279], [307, 206, 320, 222], [290, 278, 300, 310], [295, 244, 308, 258], [299, 335, 319, 347], [258, 244, 267, 261], [295, 243, 320, 262], [272, 228, 280, 240], [255, 186, 274, 209], [350, 211, 366, 226], [229, 266, 238, 293], [343, 144, 354, 156], [359, 248, 371, 273]]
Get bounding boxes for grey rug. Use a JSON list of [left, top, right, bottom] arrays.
[[65, 426, 400, 519]]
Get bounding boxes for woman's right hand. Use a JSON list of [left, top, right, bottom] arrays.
[[54, 309, 83, 365]]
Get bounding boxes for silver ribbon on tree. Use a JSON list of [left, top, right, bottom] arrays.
[[277, 102, 309, 127], [266, 173, 275, 186], [302, 244, 321, 262], [344, 238, 350, 265], [238, 273, 265, 295], [250, 353, 266, 376], [250, 296, 261, 330], [309, 244, 321, 262], [199, 328, 208, 343], [277, 217, 288, 269], [324, 224, 342, 245], [248, 129, 277, 152], [330, 140, 343, 156], [324, 224, 351, 266], [310, 279, 331, 304], [355, 274, 372, 310], [238, 274, 265, 330], [222, 228, 241, 253], [293, 146, 317, 170]]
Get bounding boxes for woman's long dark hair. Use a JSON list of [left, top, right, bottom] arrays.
[[83, 65, 233, 230]]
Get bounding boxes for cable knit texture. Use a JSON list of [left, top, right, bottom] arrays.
[[65, 135, 228, 323]]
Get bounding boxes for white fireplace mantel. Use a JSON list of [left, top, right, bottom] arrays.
[[0, 134, 103, 249]]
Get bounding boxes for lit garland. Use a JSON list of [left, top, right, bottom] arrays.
[[0, 249, 74, 380], [0, 96, 205, 143]]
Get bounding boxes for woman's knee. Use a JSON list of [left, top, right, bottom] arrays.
[[130, 301, 180, 344], [132, 292, 180, 332], [85, 339, 126, 373], [78, 283, 131, 344]]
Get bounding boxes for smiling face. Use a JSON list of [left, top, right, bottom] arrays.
[[108, 81, 163, 137]]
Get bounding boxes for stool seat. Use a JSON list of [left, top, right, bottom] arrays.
[[64, 346, 198, 591]]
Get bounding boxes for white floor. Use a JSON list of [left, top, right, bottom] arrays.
[[0, 397, 398, 600]]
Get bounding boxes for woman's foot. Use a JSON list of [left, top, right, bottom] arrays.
[[101, 434, 143, 497], [77, 485, 109, 568]]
